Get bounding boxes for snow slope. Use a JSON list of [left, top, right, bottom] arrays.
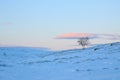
[[0, 42, 120, 80]]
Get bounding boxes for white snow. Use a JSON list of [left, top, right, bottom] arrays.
[[0, 42, 120, 80]]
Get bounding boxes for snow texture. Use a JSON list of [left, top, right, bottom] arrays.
[[0, 42, 120, 80]]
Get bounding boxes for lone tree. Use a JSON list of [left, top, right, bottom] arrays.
[[77, 37, 89, 49]]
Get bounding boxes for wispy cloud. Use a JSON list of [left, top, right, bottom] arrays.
[[0, 22, 13, 26], [55, 33, 120, 40], [95, 34, 120, 40], [56, 33, 97, 39]]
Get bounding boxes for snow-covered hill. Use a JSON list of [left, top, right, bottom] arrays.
[[0, 42, 120, 80]]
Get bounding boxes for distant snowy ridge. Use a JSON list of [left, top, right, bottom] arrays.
[[0, 47, 53, 66]]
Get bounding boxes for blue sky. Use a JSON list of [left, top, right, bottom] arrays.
[[0, 0, 120, 50]]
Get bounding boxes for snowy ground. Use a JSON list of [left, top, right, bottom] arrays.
[[0, 42, 120, 80]]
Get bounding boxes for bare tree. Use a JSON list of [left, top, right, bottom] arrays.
[[77, 37, 89, 49]]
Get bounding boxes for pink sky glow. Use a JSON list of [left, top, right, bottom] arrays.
[[56, 33, 95, 39]]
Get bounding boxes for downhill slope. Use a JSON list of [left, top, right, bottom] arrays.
[[0, 42, 120, 80]]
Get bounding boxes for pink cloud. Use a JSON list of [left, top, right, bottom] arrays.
[[56, 33, 95, 39], [56, 33, 120, 40]]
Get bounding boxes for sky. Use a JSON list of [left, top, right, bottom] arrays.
[[0, 0, 120, 50]]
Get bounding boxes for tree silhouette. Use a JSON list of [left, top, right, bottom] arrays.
[[77, 37, 89, 49]]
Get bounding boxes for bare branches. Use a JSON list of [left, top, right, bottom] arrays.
[[77, 37, 89, 49]]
